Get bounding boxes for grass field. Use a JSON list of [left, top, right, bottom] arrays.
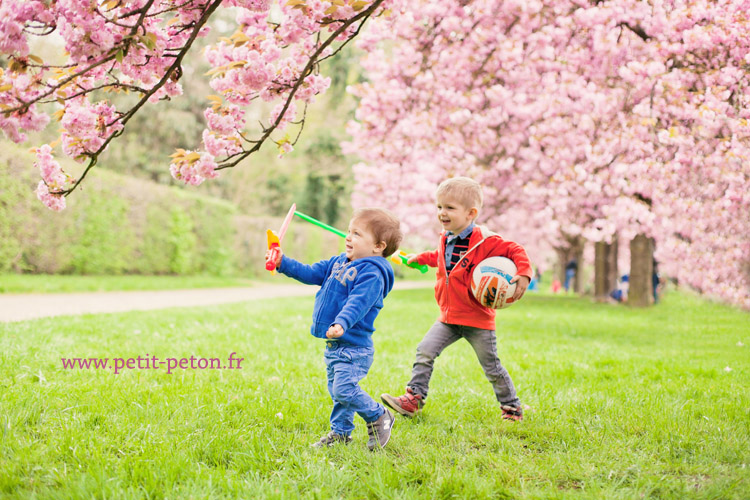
[[1, 288, 748, 499], [0, 274, 257, 294]]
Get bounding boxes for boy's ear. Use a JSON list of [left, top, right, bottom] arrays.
[[374, 241, 387, 254], [469, 207, 479, 220]]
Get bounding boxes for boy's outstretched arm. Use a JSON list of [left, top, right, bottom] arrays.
[[407, 249, 439, 267], [274, 251, 336, 286]]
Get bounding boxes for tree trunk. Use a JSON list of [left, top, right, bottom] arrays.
[[555, 247, 568, 285], [629, 233, 654, 307], [594, 238, 619, 301], [595, 242, 610, 301], [607, 236, 619, 293]]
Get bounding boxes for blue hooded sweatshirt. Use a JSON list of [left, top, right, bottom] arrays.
[[278, 253, 394, 347]]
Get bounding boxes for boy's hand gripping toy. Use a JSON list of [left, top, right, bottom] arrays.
[[293, 210, 428, 274], [265, 203, 296, 274], [389, 250, 429, 274]]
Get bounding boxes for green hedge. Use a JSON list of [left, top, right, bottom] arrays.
[[0, 142, 340, 276]]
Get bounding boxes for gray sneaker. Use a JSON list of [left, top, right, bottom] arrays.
[[311, 431, 352, 448], [366, 408, 395, 451]]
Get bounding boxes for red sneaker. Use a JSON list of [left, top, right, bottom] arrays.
[[381, 388, 424, 417], [501, 404, 524, 421]]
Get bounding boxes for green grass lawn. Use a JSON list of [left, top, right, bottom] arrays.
[[1, 289, 748, 499], [0, 274, 257, 294]]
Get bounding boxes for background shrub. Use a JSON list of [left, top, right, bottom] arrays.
[[0, 143, 341, 276]]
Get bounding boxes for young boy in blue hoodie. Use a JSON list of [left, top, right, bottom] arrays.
[[266, 208, 402, 450]]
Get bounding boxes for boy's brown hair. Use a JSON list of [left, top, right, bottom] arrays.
[[351, 208, 403, 258], [436, 176, 483, 212]]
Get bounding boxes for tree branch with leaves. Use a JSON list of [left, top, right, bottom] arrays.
[[0, 0, 388, 210]]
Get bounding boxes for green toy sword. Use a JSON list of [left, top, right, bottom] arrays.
[[294, 210, 428, 273]]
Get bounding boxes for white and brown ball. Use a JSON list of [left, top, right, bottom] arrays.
[[471, 257, 518, 309]]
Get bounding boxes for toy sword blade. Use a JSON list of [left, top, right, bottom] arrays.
[[278, 202, 295, 242], [266, 203, 296, 273]]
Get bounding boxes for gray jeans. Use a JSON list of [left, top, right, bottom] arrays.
[[407, 321, 520, 406]]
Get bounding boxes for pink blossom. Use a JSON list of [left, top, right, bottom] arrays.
[[0, 1, 51, 55], [170, 151, 219, 186], [227, 0, 272, 11], [35, 181, 66, 212], [34, 145, 72, 192], [202, 130, 243, 157], [277, 140, 294, 158], [204, 105, 246, 135], [60, 100, 123, 160]]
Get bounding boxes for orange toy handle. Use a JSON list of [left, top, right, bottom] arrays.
[[266, 229, 281, 274]]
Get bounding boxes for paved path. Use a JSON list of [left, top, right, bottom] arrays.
[[0, 281, 431, 323]]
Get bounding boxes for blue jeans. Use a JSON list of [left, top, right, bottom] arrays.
[[564, 269, 575, 291], [324, 343, 385, 436]]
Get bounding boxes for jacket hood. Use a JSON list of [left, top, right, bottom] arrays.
[[348, 255, 394, 296]]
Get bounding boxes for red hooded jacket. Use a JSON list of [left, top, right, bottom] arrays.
[[416, 225, 533, 330]]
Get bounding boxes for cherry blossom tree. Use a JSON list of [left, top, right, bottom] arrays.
[[0, 0, 387, 209], [347, 0, 750, 309]]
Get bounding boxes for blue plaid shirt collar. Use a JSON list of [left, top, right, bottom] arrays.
[[446, 223, 475, 243]]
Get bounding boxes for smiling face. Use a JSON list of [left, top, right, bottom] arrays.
[[345, 218, 386, 261], [436, 195, 478, 234]]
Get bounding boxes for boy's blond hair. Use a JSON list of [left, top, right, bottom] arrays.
[[351, 208, 403, 258], [436, 177, 483, 211]]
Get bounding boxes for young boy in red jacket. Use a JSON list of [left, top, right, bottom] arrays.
[[381, 177, 532, 421]]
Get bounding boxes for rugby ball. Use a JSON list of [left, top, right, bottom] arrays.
[[471, 257, 518, 309]]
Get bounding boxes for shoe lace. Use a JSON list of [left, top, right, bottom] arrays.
[[323, 431, 340, 443], [400, 391, 420, 406], [366, 420, 378, 439]]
